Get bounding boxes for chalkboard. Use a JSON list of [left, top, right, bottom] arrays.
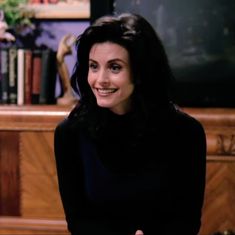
[[114, 0, 235, 107]]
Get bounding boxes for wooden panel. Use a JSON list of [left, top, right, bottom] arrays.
[[199, 158, 235, 235], [0, 106, 235, 234], [20, 131, 64, 218], [0, 132, 20, 216], [0, 217, 69, 235], [183, 108, 235, 157], [0, 105, 71, 131], [184, 108, 235, 234]]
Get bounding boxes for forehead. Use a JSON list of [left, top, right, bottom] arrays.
[[89, 42, 129, 61]]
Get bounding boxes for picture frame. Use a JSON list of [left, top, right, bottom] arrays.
[[25, 0, 90, 19], [114, 0, 235, 107]]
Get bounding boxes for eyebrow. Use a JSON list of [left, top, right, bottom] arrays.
[[89, 58, 127, 65]]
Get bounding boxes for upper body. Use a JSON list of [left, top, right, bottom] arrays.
[[54, 13, 207, 235]]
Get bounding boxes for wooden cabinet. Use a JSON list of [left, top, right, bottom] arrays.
[[0, 105, 71, 234], [0, 106, 235, 235], [184, 108, 235, 235]]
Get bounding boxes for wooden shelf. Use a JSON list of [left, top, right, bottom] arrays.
[[183, 107, 235, 157], [0, 105, 71, 131], [183, 107, 235, 127], [23, 2, 90, 19], [0, 217, 69, 235]]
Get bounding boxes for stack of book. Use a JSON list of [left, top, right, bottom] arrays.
[[0, 47, 57, 105]]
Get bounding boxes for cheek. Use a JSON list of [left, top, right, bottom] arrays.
[[122, 83, 134, 98], [87, 72, 93, 87], [128, 85, 135, 96], [124, 75, 134, 93]]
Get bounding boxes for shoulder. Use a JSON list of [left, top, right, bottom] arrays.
[[174, 107, 205, 135], [171, 106, 206, 150], [160, 104, 206, 148], [54, 105, 85, 158], [55, 117, 71, 136], [55, 104, 83, 138]]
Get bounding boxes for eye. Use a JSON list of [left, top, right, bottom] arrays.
[[109, 63, 122, 73], [89, 61, 98, 72]]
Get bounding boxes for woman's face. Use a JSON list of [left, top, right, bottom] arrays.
[[88, 42, 134, 115]]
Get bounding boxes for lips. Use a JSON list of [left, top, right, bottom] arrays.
[[96, 88, 118, 94]]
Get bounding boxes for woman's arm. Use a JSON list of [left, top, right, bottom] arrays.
[[54, 119, 87, 234], [163, 116, 207, 235], [143, 114, 206, 235]]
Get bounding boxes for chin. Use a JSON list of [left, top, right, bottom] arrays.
[[96, 101, 113, 109]]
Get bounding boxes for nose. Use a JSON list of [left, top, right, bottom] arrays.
[[96, 68, 109, 85]]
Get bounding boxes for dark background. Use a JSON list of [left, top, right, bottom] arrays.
[[92, 0, 235, 107]]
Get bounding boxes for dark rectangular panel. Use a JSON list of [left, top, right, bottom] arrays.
[[0, 132, 20, 216]]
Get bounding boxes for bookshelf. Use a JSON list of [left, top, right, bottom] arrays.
[[0, 106, 235, 235], [0, 47, 57, 105], [0, 2, 90, 106]]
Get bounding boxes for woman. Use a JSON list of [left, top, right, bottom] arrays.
[[54, 13, 206, 235]]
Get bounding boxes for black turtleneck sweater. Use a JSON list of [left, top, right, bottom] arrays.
[[54, 106, 206, 235]]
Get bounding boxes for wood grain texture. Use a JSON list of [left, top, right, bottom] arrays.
[[0, 105, 71, 131], [199, 159, 235, 235], [20, 131, 65, 218], [0, 217, 69, 235], [183, 108, 235, 157], [0, 132, 20, 216], [0, 106, 235, 235]]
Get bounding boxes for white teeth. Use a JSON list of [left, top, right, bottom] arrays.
[[97, 88, 116, 94]]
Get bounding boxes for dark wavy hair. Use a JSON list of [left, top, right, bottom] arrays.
[[70, 13, 175, 137]]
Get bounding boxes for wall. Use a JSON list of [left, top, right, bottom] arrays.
[[1, 19, 90, 98]]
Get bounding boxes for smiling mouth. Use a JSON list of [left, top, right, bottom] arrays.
[[96, 88, 118, 94]]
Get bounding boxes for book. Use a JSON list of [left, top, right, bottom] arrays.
[[24, 49, 33, 105], [17, 48, 25, 106], [0, 47, 58, 105], [31, 49, 42, 104], [0, 48, 9, 104], [8, 47, 18, 104], [39, 49, 57, 104]]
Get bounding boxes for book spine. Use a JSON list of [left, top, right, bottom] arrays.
[[39, 49, 57, 104], [8, 47, 18, 104], [47, 50, 57, 104], [39, 49, 49, 104], [31, 49, 42, 104], [24, 49, 33, 105], [17, 48, 25, 105], [0, 48, 9, 104]]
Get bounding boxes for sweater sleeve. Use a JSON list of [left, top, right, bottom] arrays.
[[54, 119, 87, 234], [160, 115, 207, 235]]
